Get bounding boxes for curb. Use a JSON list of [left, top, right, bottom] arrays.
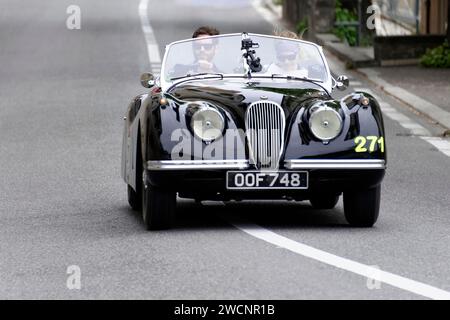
[[356, 68, 450, 130]]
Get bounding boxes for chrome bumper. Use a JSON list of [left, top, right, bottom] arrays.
[[284, 159, 386, 170], [146, 160, 249, 170], [146, 159, 386, 170]]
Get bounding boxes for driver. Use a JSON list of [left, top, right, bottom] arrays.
[[191, 36, 221, 73], [171, 26, 222, 76]]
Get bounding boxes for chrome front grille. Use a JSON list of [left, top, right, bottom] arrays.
[[245, 101, 286, 170]]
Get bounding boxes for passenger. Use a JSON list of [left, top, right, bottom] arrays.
[[266, 30, 308, 77]]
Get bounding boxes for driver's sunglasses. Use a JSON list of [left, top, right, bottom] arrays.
[[194, 43, 214, 51], [277, 53, 297, 62]]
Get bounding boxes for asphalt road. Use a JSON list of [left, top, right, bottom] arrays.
[[0, 0, 449, 300]]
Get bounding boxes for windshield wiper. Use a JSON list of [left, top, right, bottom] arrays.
[[170, 73, 224, 81], [270, 74, 323, 83], [270, 74, 330, 95]]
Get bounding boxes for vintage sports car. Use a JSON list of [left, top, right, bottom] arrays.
[[121, 33, 386, 230]]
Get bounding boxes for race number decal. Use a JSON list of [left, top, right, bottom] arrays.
[[354, 136, 384, 153]]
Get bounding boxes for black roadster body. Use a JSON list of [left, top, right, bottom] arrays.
[[121, 33, 386, 230]]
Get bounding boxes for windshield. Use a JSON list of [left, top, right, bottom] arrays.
[[162, 33, 329, 85]]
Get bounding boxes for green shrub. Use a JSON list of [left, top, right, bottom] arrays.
[[420, 41, 450, 68], [296, 18, 308, 38], [333, 0, 358, 46]]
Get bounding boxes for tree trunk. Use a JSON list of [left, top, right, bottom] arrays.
[[310, 0, 336, 34], [447, 0, 450, 42]]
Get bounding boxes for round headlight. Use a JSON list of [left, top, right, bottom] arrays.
[[190, 104, 225, 142], [309, 106, 343, 141]]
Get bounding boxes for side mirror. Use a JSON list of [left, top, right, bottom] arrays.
[[140, 72, 155, 88], [336, 75, 349, 91]]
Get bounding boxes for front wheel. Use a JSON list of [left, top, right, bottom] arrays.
[[343, 185, 381, 227], [142, 172, 176, 230], [309, 194, 340, 209], [127, 185, 141, 211]]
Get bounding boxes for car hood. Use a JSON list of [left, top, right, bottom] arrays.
[[167, 77, 331, 114]]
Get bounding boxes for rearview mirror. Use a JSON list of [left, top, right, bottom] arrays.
[[336, 75, 349, 91], [140, 72, 155, 88]]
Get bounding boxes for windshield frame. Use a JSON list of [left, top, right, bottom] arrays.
[[160, 33, 332, 92]]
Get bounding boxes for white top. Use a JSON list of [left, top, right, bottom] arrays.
[[265, 63, 309, 78]]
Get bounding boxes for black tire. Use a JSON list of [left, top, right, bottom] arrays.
[[127, 185, 141, 211], [142, 172, 176, 230], [128, 135, 143, 211], [344, 185, 381, 227], [309, 194, 340, 209]]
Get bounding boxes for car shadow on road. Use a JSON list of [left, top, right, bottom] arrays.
[[114, 199, 351, 233], [173, 199, 350, 230]]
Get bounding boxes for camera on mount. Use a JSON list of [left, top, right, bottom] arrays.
[[241, 34, 262, 74], [241, 38, 259, 51]]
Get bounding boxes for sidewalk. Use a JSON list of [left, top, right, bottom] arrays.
[[357, 66, 450, 130], [362, 66, 450, 113]]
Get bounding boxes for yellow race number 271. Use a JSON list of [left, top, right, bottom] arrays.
[[354, 136, 384, 153]]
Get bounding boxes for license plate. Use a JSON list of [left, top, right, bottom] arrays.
[[226, 171, 308, 190]]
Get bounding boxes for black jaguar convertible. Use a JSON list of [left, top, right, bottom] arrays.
[[121, 33, 386, 230]]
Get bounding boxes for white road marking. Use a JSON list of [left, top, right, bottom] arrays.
[[420, 137, 450, 157], [227, 218, 450, 300], [138, 0, 161, 72], [379, 101, 394, 111]]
